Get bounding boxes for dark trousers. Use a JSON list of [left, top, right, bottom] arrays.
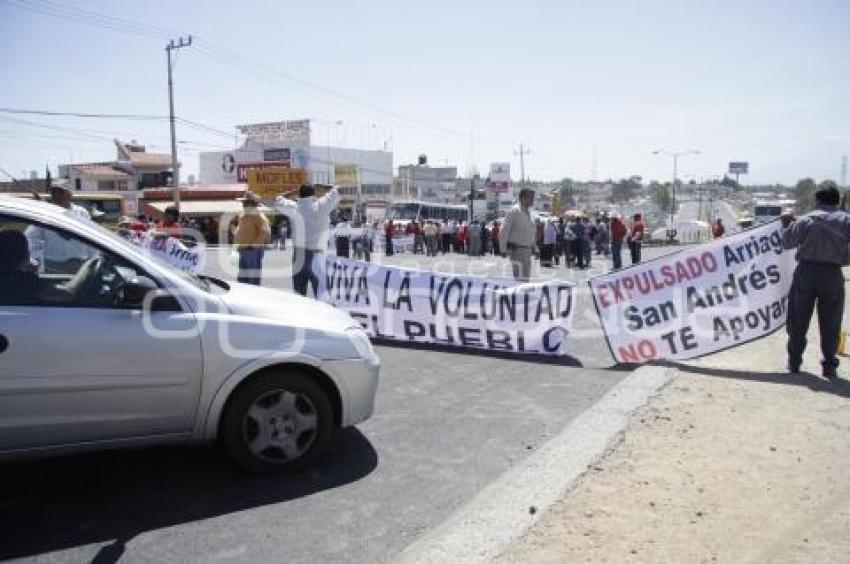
[[787, 261, 844, 368], [292, 247, 320, 297], [237, 247, 264, 285], [336, 236, 350, 258], [584, 240, 592, 268], [385, 234, 394, 256], [629, 240, 642, 264], [573, 240, 585, 269], [612, 240, 623, 269], [493, 239, 500, 256]]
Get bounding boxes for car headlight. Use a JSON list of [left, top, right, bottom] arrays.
[[346, 328, 378, 361]]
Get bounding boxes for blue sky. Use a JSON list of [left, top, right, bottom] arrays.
[[1, 0, 848, 185]]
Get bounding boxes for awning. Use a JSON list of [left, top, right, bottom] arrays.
[[145, 200, 274, 216]]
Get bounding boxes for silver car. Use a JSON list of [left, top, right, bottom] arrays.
[[0, 196, 380, 473]]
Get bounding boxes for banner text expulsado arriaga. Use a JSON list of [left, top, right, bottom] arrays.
[[588, 221, 796, 364], [318, 256, 576, 356]]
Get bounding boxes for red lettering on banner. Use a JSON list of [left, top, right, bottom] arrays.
[[617, 339, 658, 363]]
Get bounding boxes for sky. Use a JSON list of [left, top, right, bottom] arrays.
[[0, 0, 848, 186]]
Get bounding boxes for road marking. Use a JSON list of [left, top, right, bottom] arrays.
[[395, 365, 672, 564]]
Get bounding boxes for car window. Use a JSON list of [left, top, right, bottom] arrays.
[[0, 216, 152, 309]]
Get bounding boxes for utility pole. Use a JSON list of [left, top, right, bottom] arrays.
[[166, 35, 192, 208], [514, 144, 531, 186]]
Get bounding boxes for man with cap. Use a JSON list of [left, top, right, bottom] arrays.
[[24, 181, 93, 274], [500, 188, 537, 282], [234, 192, 271, 285], [782, 182, 850, 379], [274, 184, 340, 297]]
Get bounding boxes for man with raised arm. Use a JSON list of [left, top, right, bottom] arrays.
[[275, 184, 340, 297]]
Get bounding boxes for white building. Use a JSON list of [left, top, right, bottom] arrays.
[[197, 119, 393, 217]]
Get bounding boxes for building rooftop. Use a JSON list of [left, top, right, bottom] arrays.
[[69, 164, 132, 180]]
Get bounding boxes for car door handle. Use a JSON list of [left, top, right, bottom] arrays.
[[0, 334, 8, 354]]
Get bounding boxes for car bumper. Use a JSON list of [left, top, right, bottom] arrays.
[[323, 356, 380, 427]]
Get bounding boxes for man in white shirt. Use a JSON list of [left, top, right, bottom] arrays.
[[274, 184, 340, 297], [500, 188, 537, 282], [25, 182, 93, 274], [542, 219, 557, 267]]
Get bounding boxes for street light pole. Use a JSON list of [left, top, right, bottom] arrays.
[[166, 36, 192, 208], [653, 148, 700, 240]]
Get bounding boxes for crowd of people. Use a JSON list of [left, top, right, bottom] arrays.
[[382, 218, 502, 257]]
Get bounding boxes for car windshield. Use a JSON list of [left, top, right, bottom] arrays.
[[84, 219, 212, 292]]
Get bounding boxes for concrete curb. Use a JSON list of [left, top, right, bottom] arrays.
[[395, 364, 674, 564]]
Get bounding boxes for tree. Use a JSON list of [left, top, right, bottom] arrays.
[[719, 175, 739, 189], [794, 178, 817, 213], [559, 178, 577, 207], [650, 181, 672, 214], [611, 177, 642, 203]]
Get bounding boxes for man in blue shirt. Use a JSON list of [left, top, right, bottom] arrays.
[[782, 183, 850, 379]]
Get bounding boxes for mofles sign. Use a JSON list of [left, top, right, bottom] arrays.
[[246, 167, 308, 199]]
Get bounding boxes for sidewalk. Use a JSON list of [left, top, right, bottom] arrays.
[[499, 288, 850, 562]]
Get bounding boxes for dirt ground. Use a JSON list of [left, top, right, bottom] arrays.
[[499, 316, 850, 563]]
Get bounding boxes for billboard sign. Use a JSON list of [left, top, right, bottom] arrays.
[[728, 161, 749, 175], [246, 167, 307, 199], [487, 162, 511, 192], [237, 120, 310, 148]]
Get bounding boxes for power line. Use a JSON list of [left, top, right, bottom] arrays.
[[7, 0, 470, 142], [0, 107, 167, 120]]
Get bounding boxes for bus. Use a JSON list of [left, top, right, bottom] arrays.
[[387, 200, 470, 227], [753, 199, 794, 225]]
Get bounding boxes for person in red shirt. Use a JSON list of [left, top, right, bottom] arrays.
[[628, 213, 645, 265], [385, 220, 395, 256], [712, 218, 726, 238], [154, 206, 183, 238], [610, 215, 627, 269]]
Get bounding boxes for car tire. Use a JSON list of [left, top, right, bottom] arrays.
[[221, 370, 334, 474]]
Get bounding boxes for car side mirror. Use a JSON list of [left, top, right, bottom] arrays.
[[117, 277, 181, 312]]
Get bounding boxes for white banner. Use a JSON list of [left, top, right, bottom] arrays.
[[319, 256, 576, 356], [589, 221, 796, 363], [130, 233, 206, 274]]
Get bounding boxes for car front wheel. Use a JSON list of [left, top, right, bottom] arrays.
[[221, 371, 334, 473]]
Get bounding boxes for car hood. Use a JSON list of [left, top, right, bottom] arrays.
[[219, 282, 359, 333]]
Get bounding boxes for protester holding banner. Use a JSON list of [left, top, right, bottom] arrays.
[[234, 193, 271, 286], [274, 184, 340, 297], [782, 183, 850, 379], [501, 188, 537, 282]]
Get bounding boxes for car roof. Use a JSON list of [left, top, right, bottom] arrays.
[[0, 194, 68, 219]]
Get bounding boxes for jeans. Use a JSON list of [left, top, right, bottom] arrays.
[[787, 261, 844, 369], [611, 240, 623, 269], [629, 240, 642, 264], [237, 247, 264, 285], [292, 247, 321, 297], [508, 245, 532, 282]]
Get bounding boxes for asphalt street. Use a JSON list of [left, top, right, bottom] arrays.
[[0, 245, 679, 563]]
